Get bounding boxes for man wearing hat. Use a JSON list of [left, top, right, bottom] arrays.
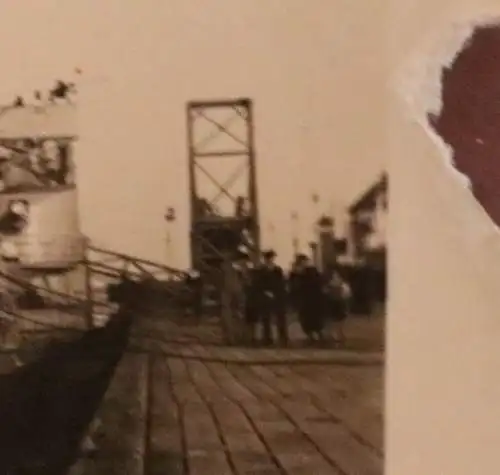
[[258, 249, 288, 346]]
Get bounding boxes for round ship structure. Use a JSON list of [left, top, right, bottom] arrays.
[[0, 100, 85, 295]]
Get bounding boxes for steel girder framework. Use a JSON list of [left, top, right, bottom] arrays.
[[187, 98, 260, 276]]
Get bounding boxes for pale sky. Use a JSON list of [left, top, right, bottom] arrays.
[[0, 1, 386, 269]]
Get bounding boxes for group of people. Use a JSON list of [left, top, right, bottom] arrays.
[[231, 249, 352, 347]]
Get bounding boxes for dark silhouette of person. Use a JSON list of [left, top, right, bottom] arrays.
[[257, 250, 288, 346], [293, 254, 325, 342], [233, 250, 260, 344], [287, 255, 303, 314]]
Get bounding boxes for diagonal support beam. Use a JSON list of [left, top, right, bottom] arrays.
[[194, 109, 247, 148], [193, 111, 242, 152], [194, 162, 237, 203], [211, 160, 248, 206]]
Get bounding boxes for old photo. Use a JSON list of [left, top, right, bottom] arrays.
[[0, 3, 385, 474]]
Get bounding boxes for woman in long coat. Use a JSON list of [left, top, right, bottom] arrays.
[[293, 255, 325, 342]]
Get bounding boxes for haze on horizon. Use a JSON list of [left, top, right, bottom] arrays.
[[0, 0, 386, 269]]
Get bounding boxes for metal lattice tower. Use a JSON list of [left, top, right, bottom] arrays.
[[187, 98, 260, 278]]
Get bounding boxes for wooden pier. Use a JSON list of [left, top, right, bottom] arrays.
[[70, 315, 384, 475]]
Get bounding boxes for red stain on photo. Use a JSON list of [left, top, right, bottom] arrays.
[[430, 25, 500, 226]]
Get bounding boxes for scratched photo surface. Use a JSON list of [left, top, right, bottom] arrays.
[[0, 2, 385, 474]]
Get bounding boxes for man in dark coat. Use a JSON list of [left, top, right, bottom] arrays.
[[257, 250, 288, 346], [293, 254, 325, 342], [287, 255, 302, 314]]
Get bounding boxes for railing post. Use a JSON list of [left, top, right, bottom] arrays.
[[83, 247, 94, 329], [220, 255, 234, 345]]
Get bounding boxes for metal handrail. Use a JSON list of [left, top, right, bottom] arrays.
[[87, 245, 188, 279], [0, 268, 111, 310]]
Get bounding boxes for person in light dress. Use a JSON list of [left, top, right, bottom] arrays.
[[323, 270, 352, 346]]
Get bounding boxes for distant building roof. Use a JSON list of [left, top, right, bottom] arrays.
[[0, 102, 77, 140], [348, 172, 387, 215]]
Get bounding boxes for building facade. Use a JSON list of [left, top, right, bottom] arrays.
[[347, 172, 388, 268]]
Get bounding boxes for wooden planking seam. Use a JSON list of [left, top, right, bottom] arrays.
[[252, 365, 382, 475], [170, 357, 234, 475], [292, 365, 383, 454], [191, 347, 285, 475], [223, 364, 343, 475], [146, 356, 185, 475]]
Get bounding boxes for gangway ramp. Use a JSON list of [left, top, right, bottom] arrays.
[[0, 240, 194, 474]]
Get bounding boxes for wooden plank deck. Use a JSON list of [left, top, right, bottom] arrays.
[[69, 313, 384, 474], [71, 350, 383, 474]]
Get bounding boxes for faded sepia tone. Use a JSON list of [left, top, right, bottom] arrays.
[[0, 2, 386, 474], [389, 2, 500, 475], [0, 0, 386, 268]]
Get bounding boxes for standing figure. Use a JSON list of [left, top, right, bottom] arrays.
[[258, 250, 288, 346], [235, 252, 261, 345], [287, 256, 302, 315], [323, 270, 352, 346], [228, 254, 247, 319], [293, 254, 325, 342], [221, 254, 246, 344]]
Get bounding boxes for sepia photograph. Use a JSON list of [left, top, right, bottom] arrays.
[[0, 2, 385, 474]]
